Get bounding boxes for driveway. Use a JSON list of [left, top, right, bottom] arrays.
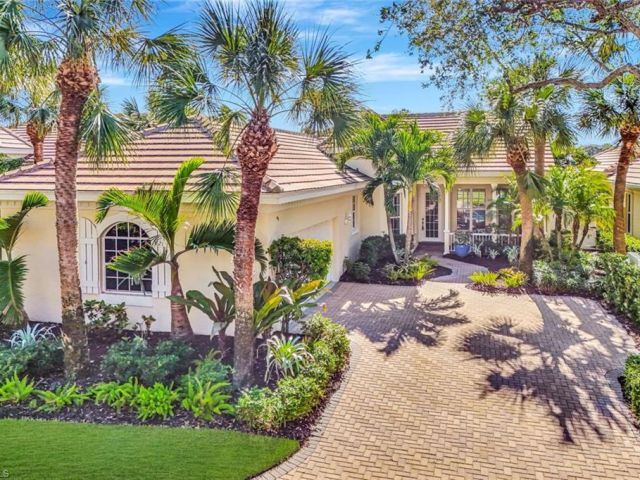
[[260, 271, 640, 479]]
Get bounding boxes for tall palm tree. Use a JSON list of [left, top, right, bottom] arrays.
[[337, 112, 403, 263], [96, 158, 266, 337], [543, 165, 574, 250], [0, 0, 189, 377], [150, 0, 359, 387], [392, 122, 456, 261], [0, 192, 48, 326], [454, 85, 543, 278], [580, 73, 640, 254]]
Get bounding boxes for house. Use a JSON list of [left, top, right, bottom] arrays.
[[0, 120, 369, 334], [595, 147, 640, 238], [350, 113, 554, 254], [0, 112, 552, 333]]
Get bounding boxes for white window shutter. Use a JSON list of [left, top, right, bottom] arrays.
[[152, 263, 170, 298], [79, 218, 99, 294]]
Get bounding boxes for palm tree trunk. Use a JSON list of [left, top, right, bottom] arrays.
[[54, 59, 97, 378], [571, 217, 580, 249], [578, 221, 590, 249], [383, 186, 400, 264], [510, 148, 534, 279], [534, 137, 546, 177], [169, 262, 193, 337], [554, 208, 563, 250], [26, 122, 44, 164], [404, 186, 414, 262], [613, 129, 639, 253], [233, 109, 278, 388]]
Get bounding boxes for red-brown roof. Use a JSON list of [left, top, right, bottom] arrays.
[[0, 120, 369, 195], [594, 146, 640, 188]]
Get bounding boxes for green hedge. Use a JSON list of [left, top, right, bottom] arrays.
[[596, 230, 640, 253], [624, 355, 640, 418], [597, 253, 640, 324], [268, 236, 333, 283]]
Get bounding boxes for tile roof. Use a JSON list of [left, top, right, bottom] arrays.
[[0, 127, 32, 156], [406, 112, 555, 174], [0, 120, 369, 195], [594, 146, 640, 187]]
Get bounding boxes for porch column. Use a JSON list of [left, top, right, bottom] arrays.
[[443, 185, 451, 254], [490, 183, 498, 241]]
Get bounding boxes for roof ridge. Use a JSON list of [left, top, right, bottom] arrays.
[[0, 126, 32, 147]]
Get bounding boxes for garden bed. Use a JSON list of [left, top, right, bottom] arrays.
[[444, 253, 510, 271], [341, 263, 451, 285]]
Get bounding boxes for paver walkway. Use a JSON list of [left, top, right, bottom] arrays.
[[260, 265, 640, 479]]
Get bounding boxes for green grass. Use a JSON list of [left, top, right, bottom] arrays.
[[0, 419, 299, 480]]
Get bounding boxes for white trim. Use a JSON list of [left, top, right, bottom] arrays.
[[98, 293, 153, 307]]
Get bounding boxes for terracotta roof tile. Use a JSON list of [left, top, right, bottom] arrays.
[[595, 146, 640, 187], [0, 120, 369, 195]]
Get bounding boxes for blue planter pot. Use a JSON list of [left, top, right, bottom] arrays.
[[453, 244, 471, 258]]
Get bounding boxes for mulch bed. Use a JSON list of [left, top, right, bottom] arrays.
[[340, 264, 452, 286], [0, 325, 350, 444], [444, 253, 510, 271]]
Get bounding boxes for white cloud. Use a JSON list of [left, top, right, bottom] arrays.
[[357, 53, 429, 83], [100, 74, 130, 87]]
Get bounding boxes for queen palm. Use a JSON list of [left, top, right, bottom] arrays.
[[568, 167, 614, 249], [543, 165, 574, 250], [96, 158, 266, 337], [150, 0, 359, 387], [0, 192, 48, 326], [392, 122, 456, 261], [337, 112, 403, 263], [580, 74, 640, 253], [0, 0, 189, 376], [455, 85, 543, 278]]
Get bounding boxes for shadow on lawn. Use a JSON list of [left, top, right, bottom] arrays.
[[330, 285, 467, 356], [459, 295, 635, 444]]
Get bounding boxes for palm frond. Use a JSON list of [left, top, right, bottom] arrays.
[[169, 157, 205, 212], [0, 256, 27, 327], [186, 220, 236, 254], [0, 192, 48, 255], [212, 105, 247, 156], [193, 167, 240, 222], [108, 245, 166, 281]]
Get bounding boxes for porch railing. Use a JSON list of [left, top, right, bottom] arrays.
[[444, 231, 521, 254]]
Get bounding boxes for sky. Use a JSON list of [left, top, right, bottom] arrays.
[[101, 0, 605, 145]]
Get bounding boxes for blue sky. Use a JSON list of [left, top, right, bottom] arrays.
[[101, 0, 605, 145]]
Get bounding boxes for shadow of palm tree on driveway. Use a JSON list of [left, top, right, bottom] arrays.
[[333, 285, 467, 356]]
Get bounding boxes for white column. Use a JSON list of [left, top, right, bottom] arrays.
[[443, 186, 451, 254], [490, 183, 498, 241]]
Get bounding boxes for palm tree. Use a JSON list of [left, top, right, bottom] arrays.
[[96, 158, 266, 337], [580, 73, 640, 254], [543, 165, 574, 251], [568, 167, 614, 249], [150, 0, 359, 387], [0, 0, 189, 377], [454, 85, 543, 278], [337, 112, 403, 263], [392, 122, 456, 261], [0, 192, 48, 327]]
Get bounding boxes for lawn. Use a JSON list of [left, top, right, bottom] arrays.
[[0, 419, 298, 480]]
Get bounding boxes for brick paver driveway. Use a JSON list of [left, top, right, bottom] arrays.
[[261, 274, 640, 479]]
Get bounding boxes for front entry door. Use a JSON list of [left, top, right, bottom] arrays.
[[424, 190, 440, 240]]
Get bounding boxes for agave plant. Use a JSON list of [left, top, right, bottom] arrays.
[[264, 335, 312, 382], [0, 192, 49, 327], [8, 323, 56, 350]]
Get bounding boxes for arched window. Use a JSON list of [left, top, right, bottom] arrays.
[[103, 222, 152, 294]]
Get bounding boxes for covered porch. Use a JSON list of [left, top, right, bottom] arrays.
[[410, 181, 521, 254]]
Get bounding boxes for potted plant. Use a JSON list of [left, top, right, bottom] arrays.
[[453, 231, 472, 257]]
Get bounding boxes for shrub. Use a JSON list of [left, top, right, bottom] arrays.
[[274, 375, 323, 424], [101, 338, 195, 385], [84, 300, 129, 334], [179, 351, 232, 392], [265, 335, 311, 382], [132, 383, 179, 420], [469, 271, 499, 287], [8, 324, 56, 349], [90, 379, 139, 412], [180, 378, 234, 420], [0, 339, 63, 381], [624, 355, 640, 417], [269, 236, 333, 282], [303, 313, 349, 362], [597, 229, 640, 253], [36, 384, 90, 412], [597, 253, 640, 323], [236, 387, 281, 431], [533, 252, 596, 294], [383, 257, 437, 282], [306, 340, 339, 378], [357, 234, 406, 268], [499, 268, 528, 288], [345, 260, 371, 281], [0, 157, 23, 174], [0, 374, 35, 404]]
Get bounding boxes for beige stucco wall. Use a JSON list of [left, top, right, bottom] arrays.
[[0, 189, 363, 335]]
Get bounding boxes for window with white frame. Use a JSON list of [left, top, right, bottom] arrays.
[[103, 222, 152, 294], [390, 193, 401, 237], [626, 193, 633, 234], [351, 195, 358, 232], [456, 188, 486, 231]]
